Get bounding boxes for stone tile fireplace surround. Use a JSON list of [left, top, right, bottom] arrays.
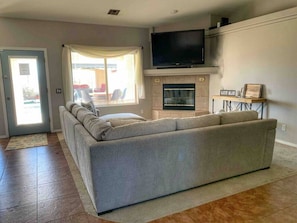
[[150, 75, 210, 119]]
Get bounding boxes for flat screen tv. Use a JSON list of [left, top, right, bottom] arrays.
[[151, 29, 205, 68]]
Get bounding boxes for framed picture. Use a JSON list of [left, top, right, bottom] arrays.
[[220, 90, 229, 96], [227, 90, 236, 96], [244, 84, 263, 98]]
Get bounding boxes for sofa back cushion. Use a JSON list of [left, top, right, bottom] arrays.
[[176, 114, 220, 130], [77, 109, 95, 123], [101, 118, 176, 141], [66, 101, 77, 111], [220, 111, 258, 124], [81, 101, 99, 116], [71, 104, 85, 117], [82, 114, 112, 140]]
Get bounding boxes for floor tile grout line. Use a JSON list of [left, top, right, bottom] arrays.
[[0, 158, 8, 184], [38, 133, 87, 222], [57, 133, 98, 216], [37, 133, 54, 221], [0, 139, 10, 184], [36, 143, 39, 222]]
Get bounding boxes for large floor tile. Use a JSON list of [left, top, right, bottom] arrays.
[[37, 166, 72, 185], [2, 162, 37, 178], [0, 185, 36, 211], [0, 173, 37, 194], [259, 203, 297, 223], [0, 203, 37, 223], [47, 212, 114, 223], [38, 195, 84, 222], [37, 155, 69, 173], [38, 178, 79, 201]]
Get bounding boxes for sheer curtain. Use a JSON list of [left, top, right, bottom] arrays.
[[62, 44, 145, 103]]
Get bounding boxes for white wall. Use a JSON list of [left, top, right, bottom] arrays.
[[0, 18, 151, 137], [209, 8, 297, 146], [153, 14, 212, 33], [147, 5, 297, 146], [230, 0, 297, 23]]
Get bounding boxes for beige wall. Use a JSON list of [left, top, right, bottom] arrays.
[[209, 9, 297, 146], [0, 17, 151, 136]]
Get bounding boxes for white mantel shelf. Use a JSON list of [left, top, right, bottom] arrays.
[[144, 66, 219, 77]]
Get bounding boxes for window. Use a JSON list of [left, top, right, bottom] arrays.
[[71, 52, 137, 106], [62, 45, 144, 104]]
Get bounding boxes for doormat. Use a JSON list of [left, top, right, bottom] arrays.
[[5, 133, 48, 150]]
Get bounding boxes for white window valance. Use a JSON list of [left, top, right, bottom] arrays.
[[62, 44, 145, 103]]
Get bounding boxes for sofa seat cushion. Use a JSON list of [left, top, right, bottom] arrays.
[[83, 114, 112, 140], [100, 113, 146, 122], [109, 118, 146, 127], [220, 111, 258, 124], [176, 114, 220, 130], [101, 118, 176, 140]]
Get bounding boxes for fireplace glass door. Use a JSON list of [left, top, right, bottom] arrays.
[[163, 84, 195, 110]]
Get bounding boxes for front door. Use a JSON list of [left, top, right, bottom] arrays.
[[0, 50, 50, 136]]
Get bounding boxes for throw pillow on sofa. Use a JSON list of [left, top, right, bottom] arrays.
[[81, 101, 99, 116]]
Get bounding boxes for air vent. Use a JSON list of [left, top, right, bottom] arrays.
[[107, 9, 120, 15]]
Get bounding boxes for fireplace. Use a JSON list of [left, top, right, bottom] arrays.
[[163, 84, 195, 110]]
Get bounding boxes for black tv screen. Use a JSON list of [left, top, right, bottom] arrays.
[[151, 29, 205, 68]]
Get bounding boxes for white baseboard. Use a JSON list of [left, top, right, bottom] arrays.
[[275, 139, 297, 148], [0, 134, 8, 139]]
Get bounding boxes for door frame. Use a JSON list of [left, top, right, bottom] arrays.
[[0, 47, 53, 137]]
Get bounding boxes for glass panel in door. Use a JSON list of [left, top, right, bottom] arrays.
[[10, 58, 42, 125]]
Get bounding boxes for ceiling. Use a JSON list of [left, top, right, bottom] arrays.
[[0, 0, 255, 28]]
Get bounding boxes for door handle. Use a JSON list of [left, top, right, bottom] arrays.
[[6, 97, 10, 100]]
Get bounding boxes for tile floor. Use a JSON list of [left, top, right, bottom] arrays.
[[0, 133, 297, 222], [0, 133, 111, 223]]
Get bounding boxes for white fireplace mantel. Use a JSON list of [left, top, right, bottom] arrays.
[[143, 66, 219, 77]]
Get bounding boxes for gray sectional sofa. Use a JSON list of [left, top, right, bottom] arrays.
[[59, 102, 277, 214]]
